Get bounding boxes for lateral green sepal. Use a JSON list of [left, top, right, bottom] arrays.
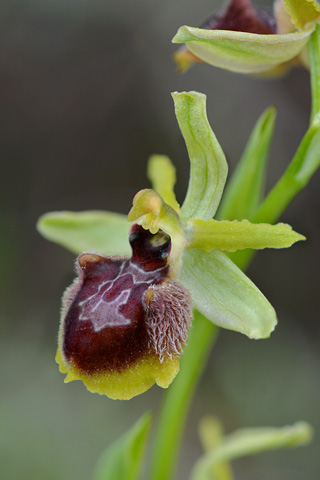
[[185, 218, 305, 252], [37, 210, 131, 256], [178, 248, 277, 339]]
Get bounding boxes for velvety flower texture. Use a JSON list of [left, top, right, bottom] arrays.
[[38, 91, 305, 399], [57, 225, 192, 400]]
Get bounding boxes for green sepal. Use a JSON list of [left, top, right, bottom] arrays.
[[185, 218, 305, 252], [191, 421, 313, 480], [147, 154, 180, 213], [92, 413, 152, 480], [172, 91, 228, 220], [37, 210, 131, 256], [284, 0, 320, 30], [217, 107, 276, 221], [178, 248, 277, 339], [172, 26, 313, 74]]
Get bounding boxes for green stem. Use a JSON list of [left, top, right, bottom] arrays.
[[309, 25, 320, 126], [148, 312, 218, 480]]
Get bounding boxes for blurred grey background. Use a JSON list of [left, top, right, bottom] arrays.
[[1, 0, 319, 479]]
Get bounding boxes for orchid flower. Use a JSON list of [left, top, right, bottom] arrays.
[[37, 92, 304, 400], [173, 0, 320, 74]]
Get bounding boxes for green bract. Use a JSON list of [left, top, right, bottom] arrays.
[[37, 91, 305, 340], [217, 106, 276, 222], [193, 417, 313, 480], [172, 0, 319, 75]]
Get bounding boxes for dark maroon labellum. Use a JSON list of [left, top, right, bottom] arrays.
[[62, 225, 192, 374]]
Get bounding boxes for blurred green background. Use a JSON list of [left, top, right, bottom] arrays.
[[1, 0, 319, 479]]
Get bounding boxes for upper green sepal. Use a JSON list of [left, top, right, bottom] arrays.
[[172, 26, 313, 74], [172, 91, 228, 220], [37, 210, 131, 256], [185, 218, 305, 252]]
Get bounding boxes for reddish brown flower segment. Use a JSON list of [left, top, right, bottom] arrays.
[[56, 224, 192, 399]]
